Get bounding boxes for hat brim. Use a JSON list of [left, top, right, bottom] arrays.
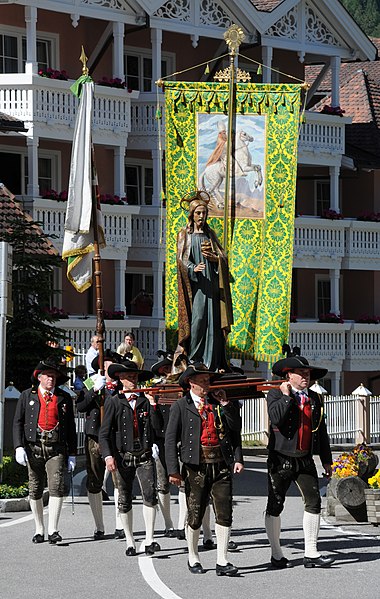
[[31, 362, 69, 387], [151, 358, 173, 376], [108, 362, 152, 382], [272, 359, 327, 381], [178, 365, 222, 389]]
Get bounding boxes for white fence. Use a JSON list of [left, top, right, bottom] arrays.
[[73, 392, 380, 454], [239, 394, 380, 446]]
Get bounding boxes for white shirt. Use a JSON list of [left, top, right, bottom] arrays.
[[85, 346, 99, 375]]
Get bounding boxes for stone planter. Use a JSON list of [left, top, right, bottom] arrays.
[[365, 488, 380, 526], [0, 489, 49, 513]]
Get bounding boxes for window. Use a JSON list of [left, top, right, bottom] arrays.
[[125, 163, 153, 205], [22, 38, 51, 72], [24, 153, 59, 195], [316, 276, 331, 318], [0, 34, 18, 73], [125, 272, 153, 316], [0, 26, 56, 73], [315, 180, 330, 216], [125, 48, 173, 91]]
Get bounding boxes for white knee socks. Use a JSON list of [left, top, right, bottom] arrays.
[[143, 505, 156, 546], [119, 510, 135, 549], [88, 491, 104, 532], [48, 496, 63, 535], [265, 514, 284, 560], [215, 523, 230, 566], [30, 498, 44, 536], [303, 512, 321, 558], [187, 526, 201, 566], [114, 488, 122, 530], [202, 503, 213, 542], [177, 490, 187, 530], [158, 491, 174, 530]]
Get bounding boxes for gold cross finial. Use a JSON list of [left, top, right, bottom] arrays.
[[224, 24, 245, 56], [79, 46, 88, 76]]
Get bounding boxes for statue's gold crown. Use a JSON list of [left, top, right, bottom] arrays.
[[180, 190, 211, 211]]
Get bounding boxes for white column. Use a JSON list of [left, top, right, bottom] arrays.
[[152, 254, 164, 319], [331, 371, 340, 396], [151, 148, 161, 206], [330, 56, 341, 108], [151, 28, 162, 91], [329, 268, 340, 315], [112, 22, 125, 80], [114, 259, 126, 313], [262, 45, 273, 84], [26, 133, 40, 197], [329, 165, 340, 212], [25, 6, 38, 75], [114, 146, 126, 197]]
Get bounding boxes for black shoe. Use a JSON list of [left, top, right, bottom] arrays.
[[114, 529, 125, 540], [188, 562, 205, 574], [145, 541, 161, 555], [101, 489, 110, 502], [228, 540, 238, 551], [32, 534, 44, 544], [202, 539, 216, 550], [216, 563, 238, 577], [164, 528, 177, 538], [93, 530, 105, 541], [303, 555, 335, 568], [125, 546, 137, 556], [48, 531, 62, 544], [271, 556, 292, 569], [177, 528, 185, 540]]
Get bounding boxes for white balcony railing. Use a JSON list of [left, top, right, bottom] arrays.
[[129, 94, 347, 156], [0, 74, 138, 137], [294, 217, 346, 259], [30, 198, 166, 253], [58, 318, 166, 367]]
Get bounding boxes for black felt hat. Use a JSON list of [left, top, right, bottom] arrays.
[[107, 358, 152, 383], [91, 349, 121, 374], [32, 357, 69, 386], [272, 355, 328, 381], [178, 362, 222, 389], [151, 350, 174, 376]]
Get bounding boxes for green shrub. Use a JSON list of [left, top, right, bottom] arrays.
[[0, 484, 28, 499], [0, 454, 28, 487]]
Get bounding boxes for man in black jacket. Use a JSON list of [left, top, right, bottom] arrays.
[[265, 353, 335, 569], [13, 357, 77, 544], [76, 349, 121, 540], [99, 359, 162, 557], [165, 363, 243, 576]]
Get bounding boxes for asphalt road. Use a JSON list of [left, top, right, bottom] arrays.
[[1, 454, 379, 599]]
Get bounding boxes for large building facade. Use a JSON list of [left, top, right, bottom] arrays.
[[0, 0, 378, 393]]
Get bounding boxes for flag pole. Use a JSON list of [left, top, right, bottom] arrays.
[[222, 25, 245, 254], [79, 47, 105, 413]]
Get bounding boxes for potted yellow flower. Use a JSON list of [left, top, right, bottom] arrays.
[[365, 470, 380, 526]]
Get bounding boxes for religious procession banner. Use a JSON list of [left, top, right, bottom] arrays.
[[164, 81, 301, 363]]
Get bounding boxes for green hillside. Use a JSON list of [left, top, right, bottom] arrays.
[[341, 0, 380, 36]]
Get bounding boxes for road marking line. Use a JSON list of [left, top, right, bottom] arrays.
[[138, 555, 183, 599], [0, 505, 64, 527]]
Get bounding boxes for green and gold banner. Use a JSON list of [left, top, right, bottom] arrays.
[[164, 81, 301, 363]]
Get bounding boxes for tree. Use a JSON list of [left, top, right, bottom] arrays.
[[341, 0, 380, 36], [0, 197, 67, 390]]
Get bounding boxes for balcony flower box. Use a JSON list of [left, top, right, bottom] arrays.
[[318, 312, 344, 324], [97, 77, 132, 92], [103, 310, 125, 320], [38, 68, 69, 81]]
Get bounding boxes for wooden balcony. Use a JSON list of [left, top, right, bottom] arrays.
[[0, 73, 139, 144]]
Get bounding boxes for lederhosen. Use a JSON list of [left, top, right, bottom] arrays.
[[13, 386, 77, 500], [165, 394, 243, 530], [99, 391, 162, 513], [265, 388, 332, 516]]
